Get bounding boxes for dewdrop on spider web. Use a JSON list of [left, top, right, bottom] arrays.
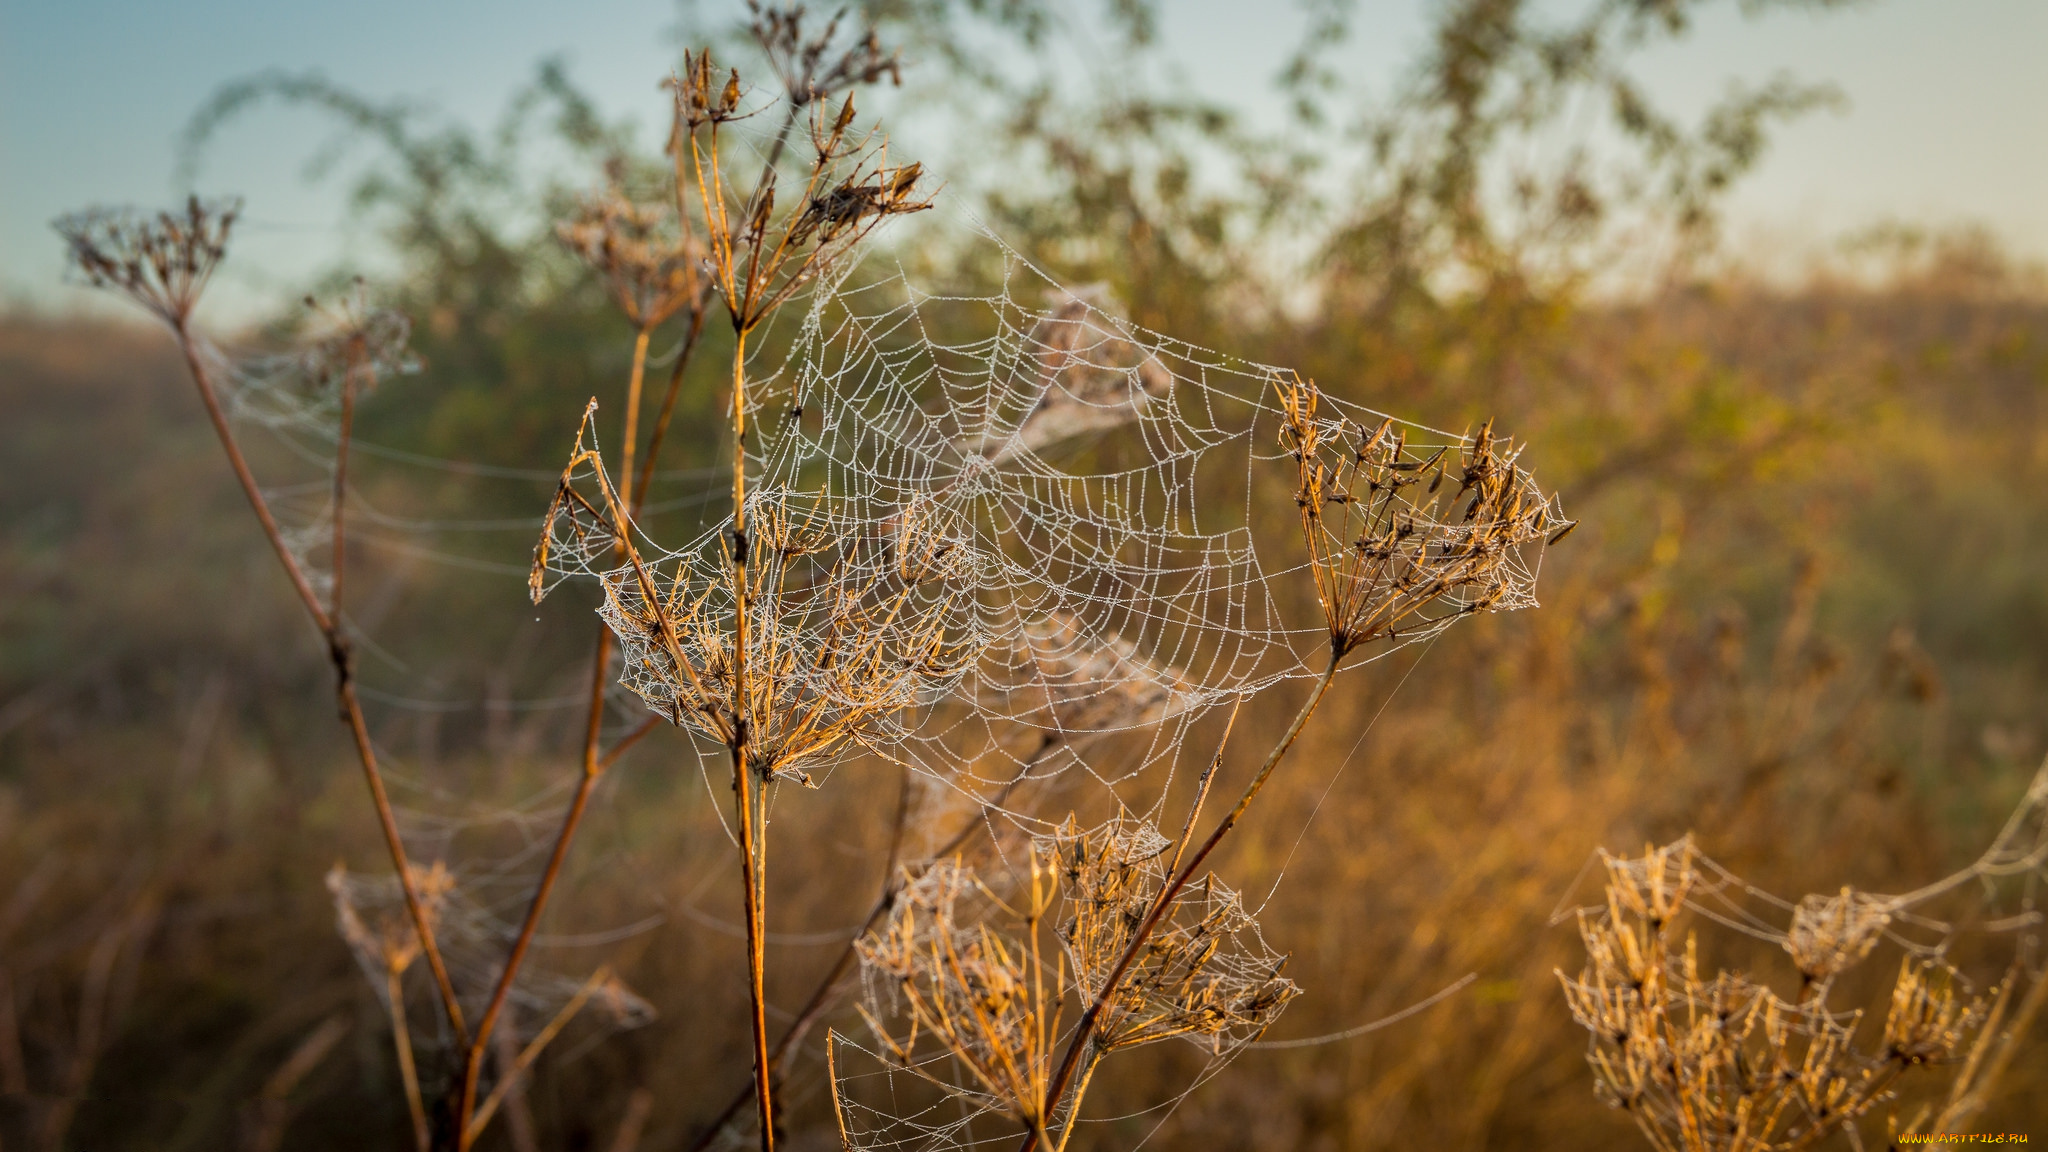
[[955, 286, 1175, 465], [976, 610, 1198, 742]]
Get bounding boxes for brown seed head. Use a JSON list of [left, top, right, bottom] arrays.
[[55, 195, 241, 326]]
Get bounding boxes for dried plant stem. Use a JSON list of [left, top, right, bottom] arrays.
[[455, 631, 612, 1150], [620, 328, 651, 498], [457, 296, 709, 1145], [632, 306, 709, 512], [733, 750, 776, 1152], [170, 322, 467, 1045], [465, 968, 609, 1144], [1020, 653, 1342, 1152], [329, 358, 356, 621], [827, 1030, 852, 1150], [176, 328, 330, 631], [691, 739, 1058, 1152], [723, 324, 779, 1152], [1051, 1055, 1102, 1152], [386, 968, 430, 1152]]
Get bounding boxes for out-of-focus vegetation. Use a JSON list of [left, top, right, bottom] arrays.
[[4, 1, 2045, 1148]]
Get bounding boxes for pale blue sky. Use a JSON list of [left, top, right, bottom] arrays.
[[4, 0, 2045, 318]]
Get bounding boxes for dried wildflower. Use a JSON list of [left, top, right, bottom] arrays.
[[556, 175, 708, 331], [1044, 815, 1298, 1055], [530, 405, 981, 787], [855, 856, 1066, 1132], [1560, 840, 1987, 1152], [748, 0, 901, 110], [1784, 887, 1892, 990], [669, 50, 749, 131], [327, 860, 455, 982], [1883, 959, 1979, 1066], [672, 55, 930, 336], [295, 292, 418, 397], [1276, 375, 1567, 657], [54, 195, 241, 325]]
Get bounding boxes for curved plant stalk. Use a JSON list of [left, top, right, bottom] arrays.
[[171, 313, 469, 1046]]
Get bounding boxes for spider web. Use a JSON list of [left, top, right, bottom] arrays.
[[201, 233, 1567, 1135], [532, 241, 1568, 839], [510, 242, 1568, 1149]]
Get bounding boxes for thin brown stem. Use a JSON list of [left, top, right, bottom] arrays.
[[175, 323, 331, 634], [689, 738, 1059, 1152], [455, 630, 612, 1150], [330, 355, 357, 623], [632, 306, 710, 513], [620, 327, 652, 500], [457, 285, 692, 1141], [387, 967, 430, 1152], [340, 681, 468, 1042], [827, 1029, 852, 1151], [1051, 1054, 1102, 1152], [465, 968, 608, 1144], [172, 322, 465, 1044], [1021, 653, 1342, 1152], [733, 748, 775, 1152], [723, 321, 777, 1152]]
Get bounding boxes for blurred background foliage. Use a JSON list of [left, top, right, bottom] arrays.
[[2, 0, 2044, 1148]]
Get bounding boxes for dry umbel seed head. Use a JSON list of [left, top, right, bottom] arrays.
[[669, 50, 748, 131], [55, 195, 241, 325], [854, 855, 1067, 1128], [556, 173, 709, 330], [1784, 887, 1893, 991], [327, 860, 455, 980], [672, 53, 932, 335], [1559, 840, 1990, 1152], [295, 284, 419, 398], [1882, 958, 1980, 1066], [748, 0, 902, 109], [530, 404, 981, 787], [1044, 815, 1299, 1055], [1275, 375, 1568, 657]]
